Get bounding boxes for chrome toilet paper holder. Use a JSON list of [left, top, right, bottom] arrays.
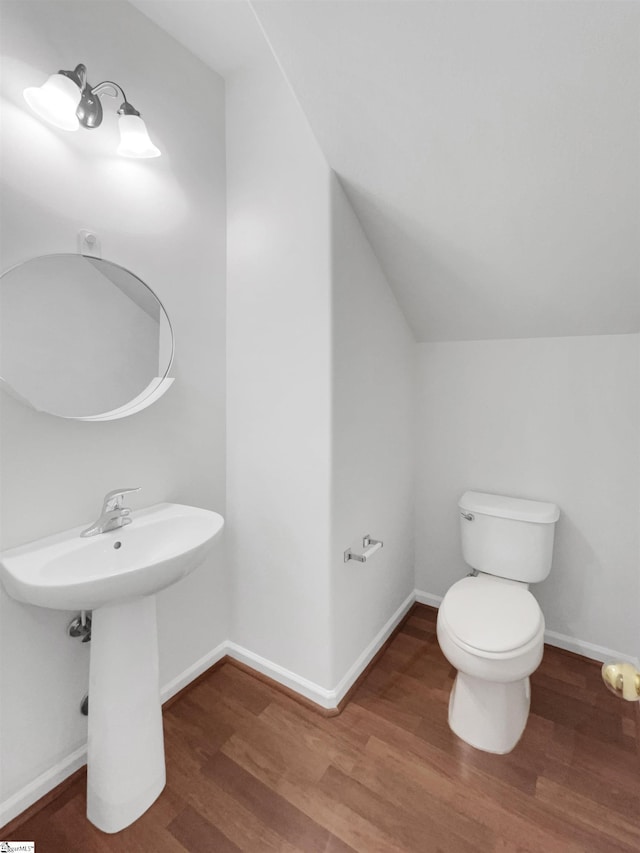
[[344, 534, 383, 563]]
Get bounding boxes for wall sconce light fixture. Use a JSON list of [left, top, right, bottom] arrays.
[[24, 63, 160, 158]]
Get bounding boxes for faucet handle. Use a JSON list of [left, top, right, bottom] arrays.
[[102, 487, 141, 512]]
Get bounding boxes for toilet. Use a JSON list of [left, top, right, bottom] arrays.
[[436, 490, 560, 754]]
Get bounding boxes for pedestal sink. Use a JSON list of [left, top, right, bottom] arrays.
[[0, 502, 224, 833]]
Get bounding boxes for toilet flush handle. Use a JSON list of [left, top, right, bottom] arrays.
[[461, 512, 475, 521]]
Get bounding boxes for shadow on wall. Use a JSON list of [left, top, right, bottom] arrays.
[[536, 513, 598, 637], [0, 107, 189, 236]]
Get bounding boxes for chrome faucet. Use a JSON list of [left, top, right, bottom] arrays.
[[81, 488, 141, 537]]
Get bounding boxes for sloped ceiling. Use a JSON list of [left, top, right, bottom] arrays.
[[134, 1, 640, 342]]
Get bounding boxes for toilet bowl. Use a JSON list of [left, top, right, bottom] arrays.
[[437, 574, 545, 753], [437, 491, 559, 754]]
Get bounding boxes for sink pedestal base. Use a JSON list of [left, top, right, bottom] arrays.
[[87, 595, 165, 833]]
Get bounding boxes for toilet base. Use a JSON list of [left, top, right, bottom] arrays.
[[448, 671, 531, 754]]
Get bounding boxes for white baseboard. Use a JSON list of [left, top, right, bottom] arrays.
[[225, 641, 336, 708], [227, 591, 415, 709], [331, 591, 415, 705], [0, 743, 87, 830], [543, 629, 640, 668], [414, 590, 443, 608], [160, 641, 228, 704], [414, 588, 640, 668]]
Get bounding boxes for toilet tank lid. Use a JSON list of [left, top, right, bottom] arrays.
[[459, 491, 560, 523]]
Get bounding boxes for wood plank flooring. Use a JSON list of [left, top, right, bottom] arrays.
[[7, 604, 640, 852]]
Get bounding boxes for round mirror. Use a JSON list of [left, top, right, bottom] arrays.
[[0, 254, 174, 420]]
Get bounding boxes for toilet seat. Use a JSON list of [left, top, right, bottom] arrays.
[[440, 576, 543, 654]]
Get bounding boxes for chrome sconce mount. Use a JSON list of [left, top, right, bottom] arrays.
[[24, 62, 160, 158], [63, 64, 102, 129]]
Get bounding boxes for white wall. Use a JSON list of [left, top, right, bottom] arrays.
[[0, 0, 227, 814], [225, 15, 417, 696], [330, 174, 415, 686], [415, 334, 640, 662], [225, 28, 334, 688]]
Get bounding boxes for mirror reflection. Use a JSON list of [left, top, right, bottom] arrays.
[[0, 254, 173, 419]]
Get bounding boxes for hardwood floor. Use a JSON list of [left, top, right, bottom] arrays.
[[6, 604, 640, 852]]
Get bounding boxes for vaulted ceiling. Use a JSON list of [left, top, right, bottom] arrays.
[[134, 1, 640, 342]]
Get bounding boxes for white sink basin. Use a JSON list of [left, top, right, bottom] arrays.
[[0, 502, 224, 611]]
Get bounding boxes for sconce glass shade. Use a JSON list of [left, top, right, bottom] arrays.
[[117, 114, 161, 158], [23, 73, 80, 131]]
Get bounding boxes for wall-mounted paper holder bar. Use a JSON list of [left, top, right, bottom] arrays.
[[344, 535, 383, 563]]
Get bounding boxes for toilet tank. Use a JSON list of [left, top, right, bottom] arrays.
[[459, 491, 560, 583]]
